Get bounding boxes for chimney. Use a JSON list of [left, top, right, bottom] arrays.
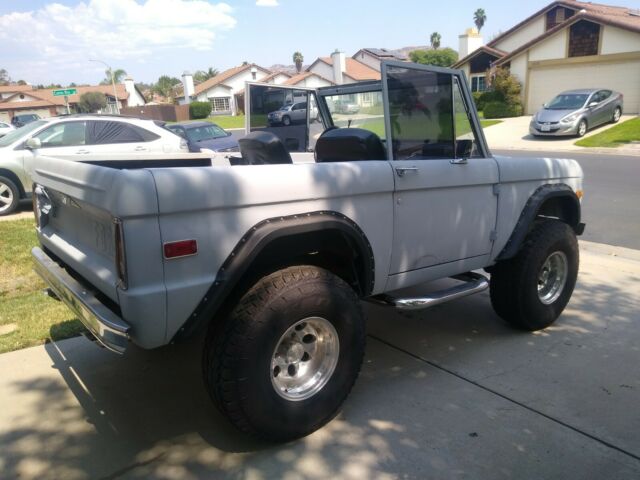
[[331, 49, 346, 84], [458, 27, 483, 59], [250, 66, 258, 80], [181, 71, 195, 104], [123, 76, 143, 107]]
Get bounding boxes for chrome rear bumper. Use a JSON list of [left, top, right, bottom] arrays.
[[32, 247, 130, 354]]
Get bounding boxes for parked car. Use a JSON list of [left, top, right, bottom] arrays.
[[530, 89, 623, 138], [31, 61, 585, 442], [267, 102, 316, 126], [333, 100, 360, 115], [166, 121, 238, 152], [0, 121, 15, 137], [11, 113, 41, 128], [0, 114, 187, 215]]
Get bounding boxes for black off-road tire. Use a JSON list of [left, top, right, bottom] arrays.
[[203, 265, 366, 442], [490, 220, 579, 331], [0, 176, 20, 217]]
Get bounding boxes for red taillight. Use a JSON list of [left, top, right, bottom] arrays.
[[114, 218, 128, 290], [163, 240, 198, 259]]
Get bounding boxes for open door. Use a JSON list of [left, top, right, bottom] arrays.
[[244, 82, 325, 152]]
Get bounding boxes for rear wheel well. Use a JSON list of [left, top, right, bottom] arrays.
[[0, 169, 25, 198]]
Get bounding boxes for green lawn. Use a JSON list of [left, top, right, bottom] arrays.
[[204, 115, 245, 129], [0, 219, 83, 353], [575, 117, 640, 148]]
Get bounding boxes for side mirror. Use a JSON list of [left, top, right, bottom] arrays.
[[588, 102, 599, 108], [456, 139, 473, 159], [542, 103, 548, 108], [25, 137, 41, 149]]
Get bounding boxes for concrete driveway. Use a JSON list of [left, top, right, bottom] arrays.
[[1, 241, 639, 479], [484, 115, 636, 153]]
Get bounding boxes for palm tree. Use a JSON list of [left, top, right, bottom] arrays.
[[194, 67, 219, 83], [292, 51, 304, 73], [474, 8, 487, 32], [103, 68, 126, 84], [430, 32, 441, 50]]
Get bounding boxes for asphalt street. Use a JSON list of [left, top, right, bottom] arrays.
[[494, 149, 640, 250]]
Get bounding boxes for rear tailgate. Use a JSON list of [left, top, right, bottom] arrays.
[[28, 155, 167, 347]]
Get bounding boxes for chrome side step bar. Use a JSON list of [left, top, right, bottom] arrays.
[[369, 272, 489, 311]]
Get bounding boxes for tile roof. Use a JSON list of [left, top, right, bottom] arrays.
[[0, 84, 33, 93], [314, 57, 381, 81], [190, 64, 272, 96], [0, 84, 129, 109], [452, 45, 507, 68], [282, 72, 335, 86]]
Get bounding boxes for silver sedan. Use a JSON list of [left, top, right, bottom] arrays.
[[530, 89, 623, 138]]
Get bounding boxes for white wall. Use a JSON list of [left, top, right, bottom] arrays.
[[197, 84, 232, 102], [509, 54, 528, 84], [309, 61, 335, 82], [224, 69, 270, 93], [601, 25, 640, 55], [353, 51, 381, 71], [293, 75, 333, 88], [270, 73, 291, 85], [494, 15, 545, 52], [529, 29, 566, 61]]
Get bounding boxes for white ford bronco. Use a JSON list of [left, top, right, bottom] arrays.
[[30, 62, 584, 441]]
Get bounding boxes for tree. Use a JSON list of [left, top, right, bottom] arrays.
[[101, 68, 127, 85], [17, 79, 27, 85], [409, 48, 458, 67], [0, 69, 10, 86], [153, 75, 181, 100], [430, 32, 441, 50], [194, 67, 219, 83], [78, 91, 107, 113], [488, 66, 521, 106], [292, 51, 304, 73], [474, 8, 487, 32]]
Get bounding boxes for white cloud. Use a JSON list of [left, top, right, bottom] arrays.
[[256, 0, 279, 6], [0, 0, 236, 81]]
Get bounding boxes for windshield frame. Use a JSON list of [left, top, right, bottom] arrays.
[[0, 120, 48, 148]]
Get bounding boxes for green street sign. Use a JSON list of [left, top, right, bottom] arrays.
[[52, 88, 77, 96]]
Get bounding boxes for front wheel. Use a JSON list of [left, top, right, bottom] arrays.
[[576, 119, 588, 137], [0, 176, 20, 216], [282, 115, 291, 126], [490, 220, 579, 331], [203, 265, 366, 442]]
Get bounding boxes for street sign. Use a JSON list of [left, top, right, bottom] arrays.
[[52, 88, 77, 96]]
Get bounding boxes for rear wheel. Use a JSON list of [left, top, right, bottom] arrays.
[[0, 176, 20, 216], [490, 220, 579, 331], [203, 265, 366, 442], [612, 107, 622, 123]]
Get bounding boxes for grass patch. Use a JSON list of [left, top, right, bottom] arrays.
[[575, 117, 640, 148], [481, 119, 502, 128], [204, 115, 245, 129], [0, 218, 83, 353]]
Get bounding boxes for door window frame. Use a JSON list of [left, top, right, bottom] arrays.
[[380, 60, 490, 160]]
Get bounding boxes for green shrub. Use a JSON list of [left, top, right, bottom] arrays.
[[189, 101, 211, 119], [483, 101, 523, 119]]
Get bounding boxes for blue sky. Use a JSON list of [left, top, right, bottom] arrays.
[[1, 0, 638, 85]]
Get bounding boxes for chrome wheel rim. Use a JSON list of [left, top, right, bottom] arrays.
[[578, 122, 587, 136], [270, 317, 339, 401], [0, 181, 14, 213], [614, 109, 621, 122], [537, 251, 568, 305]]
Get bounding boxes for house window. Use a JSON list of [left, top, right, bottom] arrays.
[[471, 75, 486, 92], [569, 20, 600, 57], [210, 97, 230, 113]]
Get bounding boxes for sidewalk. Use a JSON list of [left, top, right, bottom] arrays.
[[484, 115, 639, 156], [0, 240, 639, 479]]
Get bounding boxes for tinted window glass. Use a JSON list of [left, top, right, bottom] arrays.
[[87, 121, 151, 144], [167, 126, 187, 139], [386, 66, 454, 159], [547, 94, 588, 109], [185, 124, 228, 142], [0, 120, 46, 147], [35, 121, 87, 147], [453, 77, 481, 158], [249, 84, 308, 152], [132, 125, 160, 142]]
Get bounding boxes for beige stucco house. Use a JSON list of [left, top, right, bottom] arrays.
[[454, 0, 640, 114]]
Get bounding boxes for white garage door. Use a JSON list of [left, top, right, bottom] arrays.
[[527, 60, 640, 114]]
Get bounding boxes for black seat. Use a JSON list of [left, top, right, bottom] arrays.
[[315, 128, 386, 163], [238, 131, 293, 165]]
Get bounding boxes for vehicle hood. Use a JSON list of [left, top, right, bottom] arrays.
[[535, 108, 580, 123], [195, 136, 239, 151]]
